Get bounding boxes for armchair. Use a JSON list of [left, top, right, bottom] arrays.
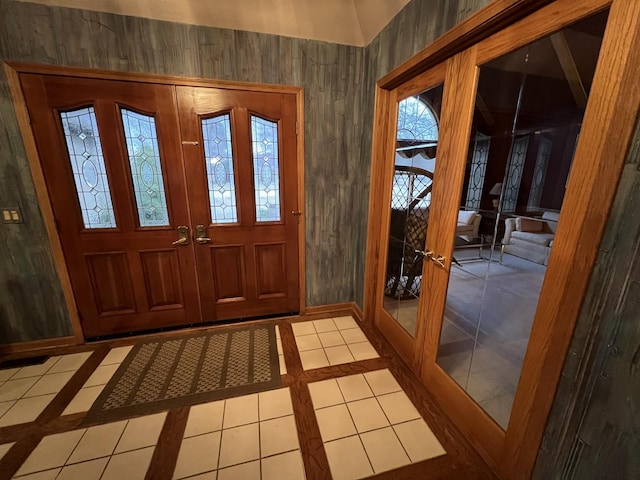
[[456, 210, 482, 242]]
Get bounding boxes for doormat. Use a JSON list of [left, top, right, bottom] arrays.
[[84, 324, 280, 425]]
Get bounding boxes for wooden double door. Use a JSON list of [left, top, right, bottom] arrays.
[[21, 74, 300, 338]]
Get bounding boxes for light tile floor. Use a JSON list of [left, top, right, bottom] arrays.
[[1, 319, 451, 480], [276, 326, 286, 374], [292, 317, 379, 370], [309, 369, 446, 480], [173, 386, 305, 480], [0, 352, 92, 427], [62, 346, 132, 416], [12, 411, 166, 479]]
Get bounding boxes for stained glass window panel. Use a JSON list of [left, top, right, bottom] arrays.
[[60, 107, 116, 229], [464, 134, 491, 210], [202, 115, 238, 224], [121, 109, 170, 227], [527, 137, 552, 211], [251, 116, 281, 222], [502, 135, 529, 212]]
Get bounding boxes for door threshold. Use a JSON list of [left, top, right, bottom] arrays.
[[85, 311, 299, 343]]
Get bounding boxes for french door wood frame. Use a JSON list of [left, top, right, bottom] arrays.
[[5, 63, 306, 344], [363, 0, 640, 478]]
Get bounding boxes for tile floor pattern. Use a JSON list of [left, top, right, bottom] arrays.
[[0, 352, 92, 427], [62, 346, 133, 416], [173, 387, 305, 479], [275, 326, 286, 375], [309, 369, 446, 480], [292, 317, 379, 370], [10, 412, 166, 479], [0, 316, 460, 480]]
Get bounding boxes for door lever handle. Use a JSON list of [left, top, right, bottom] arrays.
[[415, 249, 446, 268], [172, 237, 190, 246], [195, 224, 211, 245], [414, 249, 434, 258], [172, 226, 190, 246], [430, 254, 447, 268]]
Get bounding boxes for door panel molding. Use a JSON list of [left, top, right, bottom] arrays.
[[210, 245, 248, 303], [254, 242, 288, 298], [85, 252, 136, 316], [139, 250, 185, 310]]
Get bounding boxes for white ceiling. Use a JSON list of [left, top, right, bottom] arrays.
[[19, 0, 411, 46]]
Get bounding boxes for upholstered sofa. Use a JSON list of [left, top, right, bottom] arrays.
[[500, 211, 560, 265], [456, 210, 482, 242]]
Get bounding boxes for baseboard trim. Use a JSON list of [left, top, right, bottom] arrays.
[[303, 302, 365, 323], [351, 302, 365, 323], [304, 302, 355, 317], [0, 336, 78, 356]]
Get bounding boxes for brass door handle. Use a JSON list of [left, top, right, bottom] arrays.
[[414, 249, 434, 258], [172, 226, 190, 246], [195, 224, 211, 245], [430, 254, 446, 268], [415, 249, 446, 268]]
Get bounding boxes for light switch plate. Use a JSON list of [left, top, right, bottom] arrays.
[[1, 207, 23, 224]]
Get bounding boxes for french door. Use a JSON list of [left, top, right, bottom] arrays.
[[366, 0, 639, 477], [21, 74, 300, 338]]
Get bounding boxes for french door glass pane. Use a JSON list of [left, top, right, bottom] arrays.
[[251, 115, 281, 222], [59, 106, 116, 229], [383, 84, 443, 337], [121, 109, 170, 227], [436, 10, 609, 429], [201, 114, 238, 224]]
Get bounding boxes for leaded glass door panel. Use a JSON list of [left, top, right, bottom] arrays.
[[176, 87, 300, 321], [20, 74, 200, 337]]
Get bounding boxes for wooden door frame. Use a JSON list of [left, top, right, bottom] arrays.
[[363, 0, 640, 477], [4, 62, 306, 346]]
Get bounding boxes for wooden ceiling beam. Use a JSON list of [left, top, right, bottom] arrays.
[[550, 31, 588, 107], [475, 93, 495, 125]]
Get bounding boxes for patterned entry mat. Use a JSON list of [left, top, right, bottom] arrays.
[[84, 324, 280, 425]]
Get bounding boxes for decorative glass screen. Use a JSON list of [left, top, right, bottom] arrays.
[[60, 107, 116, 229], [202, 114, 238, 224], [502, 135, 530, 212], [465, 134, 491, 210], [121, 109, 169, 227], [527, 137, 552, 211], [251, 115, 281, 222]]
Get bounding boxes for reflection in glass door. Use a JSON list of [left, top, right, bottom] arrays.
[[435, 11, 609, 429], [383, 84, 444, 337]]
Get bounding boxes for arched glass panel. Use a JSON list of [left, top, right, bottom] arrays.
[[397, 96, 439, 142], [251, 115, 281, 222], [121, 108, 170, 227], [202, 114, 238, 224], [59, 106, 116, 229], [384, 85, 443, 336]]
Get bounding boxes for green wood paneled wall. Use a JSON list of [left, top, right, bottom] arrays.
[[534, 117, 640, 478]]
